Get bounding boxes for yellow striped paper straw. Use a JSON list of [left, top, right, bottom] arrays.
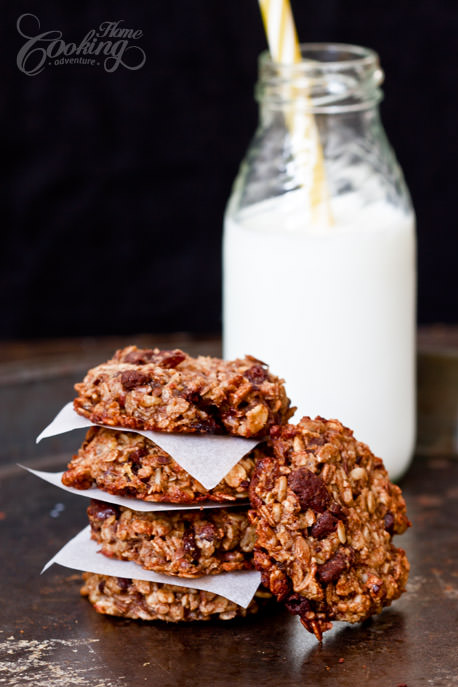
[[258, 0, 332, 224], [258, 0, 301, 64]]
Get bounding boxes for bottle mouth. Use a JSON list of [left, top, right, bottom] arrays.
[[257, 42, 384, 113]]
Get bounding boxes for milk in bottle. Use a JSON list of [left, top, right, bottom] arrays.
[[223, 44, 416, 480]]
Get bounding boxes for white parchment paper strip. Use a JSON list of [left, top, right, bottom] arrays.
[[36, 403, 259, 490], [21, 465, 247, 512], [42, 526, 261, 608]]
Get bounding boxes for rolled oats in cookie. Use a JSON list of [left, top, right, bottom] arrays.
[[62, 426, 259, 504], [87, 500, 256, 578], [73, 346, 293, 438], [81, 573, 270, 622], [249, 417, 410, 640]]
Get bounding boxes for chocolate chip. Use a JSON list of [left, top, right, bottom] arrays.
[[155, 350, 186, 368], [384, 511, 395, 534], [122, 349, 156, 365], [120, 370, 151, 390], [244, 364, 268, 385], [129, 447, 148, 475], [284, 593, 313, 616], [196, 523, 218, 542], [183, 527, 199, 562], [129, 446, 148, 462], [188, 395, 223, 431], [87, 500, 118, 521], [189, 419, 220, 433], [310, 511, 339, 539], [317, 550, 350, 584], [183, 390, 201, 405], [288, 468, 330, 513], [120, 347, 186, 369], [116, 577, 131, 592], [156, 454, 171, 465], [328, 501, 346, 519]]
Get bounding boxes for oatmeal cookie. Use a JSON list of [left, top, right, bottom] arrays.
[[81, 573, 269, 622], [73, 346, 293, 438], [62, 426, 257, 504], [88, 500, 256, 578], [249, 417, 410, 640]]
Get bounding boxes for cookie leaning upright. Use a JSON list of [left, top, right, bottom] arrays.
[[73, 346, 293, 438], [249, 417, 410, 640]]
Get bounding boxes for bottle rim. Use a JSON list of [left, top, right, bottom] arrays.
[[257, 42, 384, 113], [261, 42, 379, 70]]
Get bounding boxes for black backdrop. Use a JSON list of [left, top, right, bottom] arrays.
[[3, 0, 457, 339]]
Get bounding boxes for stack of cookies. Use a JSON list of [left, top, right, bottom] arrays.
[[36, 346, 411, 640], [59, 346, 293, 622]]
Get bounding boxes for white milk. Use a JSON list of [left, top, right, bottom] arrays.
[[223, 192, 416, 480]]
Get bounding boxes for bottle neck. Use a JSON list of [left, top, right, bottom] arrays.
[[256, 43, 384, 117]]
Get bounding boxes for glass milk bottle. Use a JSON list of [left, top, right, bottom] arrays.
[[223, 43, 416, 480]]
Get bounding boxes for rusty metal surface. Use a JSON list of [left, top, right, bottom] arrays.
[[1, 334, 457, 686]]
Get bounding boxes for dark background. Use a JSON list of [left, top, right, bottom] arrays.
[[2, 0, 457, 339]]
